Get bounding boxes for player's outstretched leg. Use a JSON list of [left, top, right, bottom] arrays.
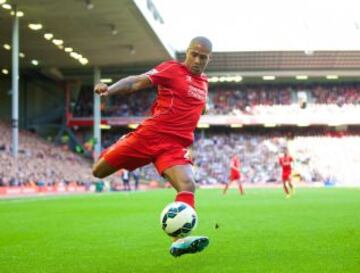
[[163, 165, 210, 256], [170, 236, 209, 257]]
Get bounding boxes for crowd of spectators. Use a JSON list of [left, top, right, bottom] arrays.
[[0, 121, 94, 188], [205, 133, 356, 187], [4, 82, 360, 189], [101, 128, 360, 187], [2, 121, 359, 188], [71, 83, 360, 117], [191, 132, 360, 186], [207, 85, 292, 114], [192, 133, 284, 184], [311, 84, 360, 105], [290, 135, 360, 186]]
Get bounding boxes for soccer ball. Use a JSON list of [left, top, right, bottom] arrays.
[[160, 202, 197, 238]]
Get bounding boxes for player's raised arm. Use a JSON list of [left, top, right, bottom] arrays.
[[94, 74, 152, 97]]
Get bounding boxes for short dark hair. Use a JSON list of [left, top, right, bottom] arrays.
[[189, 36, 212, 52]]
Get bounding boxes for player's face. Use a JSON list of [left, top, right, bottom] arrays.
[[185, 44, 211, 75]]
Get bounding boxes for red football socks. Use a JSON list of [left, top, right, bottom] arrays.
[[175, 191, 195, 209]]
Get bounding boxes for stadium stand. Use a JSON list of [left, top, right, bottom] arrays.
[[0, 121, 93, 188], [3, 80, 360, 191], [71, 83, 360, 117], [193, 132, 360, 186], [100, 128, 360, 187]]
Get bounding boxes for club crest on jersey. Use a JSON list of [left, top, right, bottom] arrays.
[[186, 75, 192, 83]]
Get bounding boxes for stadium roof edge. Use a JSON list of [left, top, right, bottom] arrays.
[[0, 0, 171, 70]]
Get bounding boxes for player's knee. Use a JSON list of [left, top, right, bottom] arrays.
[[92, 166, 105, 178]]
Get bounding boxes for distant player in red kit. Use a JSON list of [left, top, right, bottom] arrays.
[[92, 37, 212, 257], [279, 149, 295, 198], [223, 154, 245, 195]]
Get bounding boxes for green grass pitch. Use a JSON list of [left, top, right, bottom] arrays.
[[0, 188, 359, 273]]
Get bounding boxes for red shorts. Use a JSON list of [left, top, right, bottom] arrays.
[[230, 171, 241, 181], [282, 172, 291, 181], [101, 127, 192, 175]]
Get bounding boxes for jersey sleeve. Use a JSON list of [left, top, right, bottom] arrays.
[[144, 61, 177, 86]]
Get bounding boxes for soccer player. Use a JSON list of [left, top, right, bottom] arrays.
[[130, 169, 140, 191], [92, 37, 212, 257], [223, 154, 245, 195], [120, 169, 131, 191], [278, 149, 295, 198]]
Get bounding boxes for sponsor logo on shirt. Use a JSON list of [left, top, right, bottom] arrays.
[[188, 85, 207, 101]]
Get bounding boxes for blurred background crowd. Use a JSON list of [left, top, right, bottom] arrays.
[[0, 121, 93, 188], [2, 83, 360, 189], [72, 83, 360, 117]]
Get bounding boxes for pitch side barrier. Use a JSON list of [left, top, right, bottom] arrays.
[[0, 185, 89, 197]]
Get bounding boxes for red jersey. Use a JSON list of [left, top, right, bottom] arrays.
[[142, 60, 208, 146], [230, 156, 241, 173], [279, 155, 293, 173]]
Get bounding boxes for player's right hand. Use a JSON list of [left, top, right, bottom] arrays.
[[94, 82, 109, 96]]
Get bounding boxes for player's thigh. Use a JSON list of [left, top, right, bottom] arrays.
[[93, 133, 152, 178], [154, 144, 195, 191], [155, 145, 192, 175]]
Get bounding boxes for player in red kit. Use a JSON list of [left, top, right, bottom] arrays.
[[223, 154, 245, 195], [92, 37, 212, 257], [279, 149, 295, 198]]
